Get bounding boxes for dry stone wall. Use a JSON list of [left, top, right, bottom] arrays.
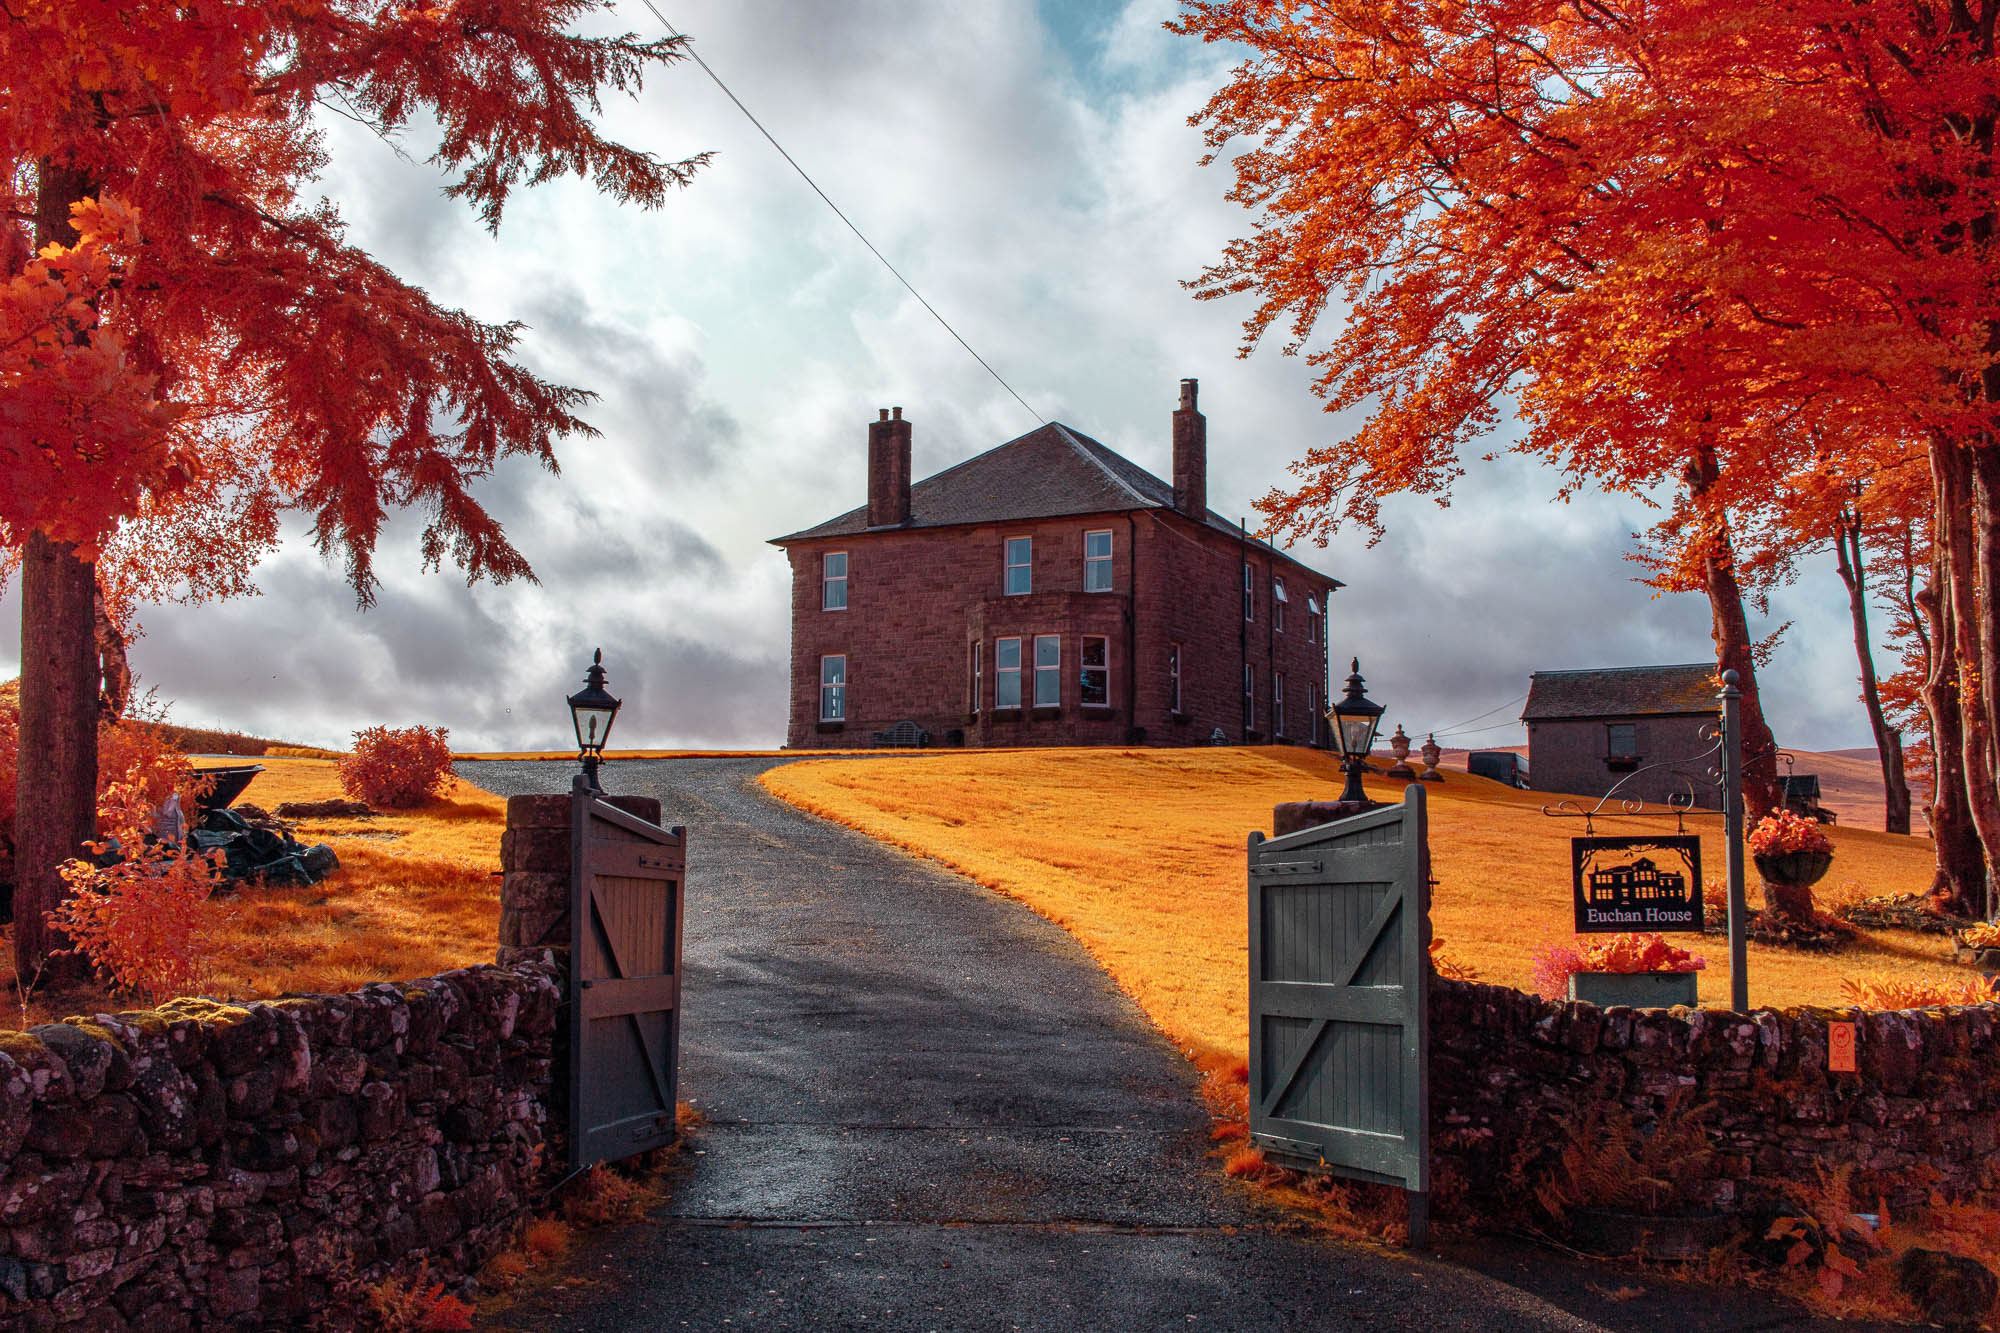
[[0, 959, 561, 1331], [1430, 978, 2000, 1219]]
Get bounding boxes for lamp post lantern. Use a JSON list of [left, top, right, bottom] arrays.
[[566, 648, 622, 792], [1329, 657, 1385, 805]]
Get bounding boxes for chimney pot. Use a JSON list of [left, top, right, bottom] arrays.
[[892, 406, 902, 420], [1172, 377, 1207, 521], [878, 408, 889, 421]]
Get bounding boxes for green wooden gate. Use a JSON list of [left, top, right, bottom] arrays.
[[1247, 784, 1430, 1239], [569, 789, 686, 1171]]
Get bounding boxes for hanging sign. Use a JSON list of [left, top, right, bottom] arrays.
[[1571, 835, 1704, 933]]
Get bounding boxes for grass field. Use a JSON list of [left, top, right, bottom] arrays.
[[0, 756, 507, 1024], [760, 746, 1965, 1077]]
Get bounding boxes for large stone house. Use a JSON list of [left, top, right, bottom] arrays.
[[770, 381, 1341, 750], [1522, 663, 1722, 808]]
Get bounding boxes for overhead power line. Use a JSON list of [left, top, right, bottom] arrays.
[[1427, 693, 1529, 739], [637, 2, 1045, 428]]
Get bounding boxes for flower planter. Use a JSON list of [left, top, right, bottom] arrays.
[[1569, 970, 1698, 1008], [1754, 848, 1833, 887]]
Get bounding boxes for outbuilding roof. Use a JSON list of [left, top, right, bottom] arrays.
[[1521, 663, 1719, 722], [770, 421, 1341, 586]]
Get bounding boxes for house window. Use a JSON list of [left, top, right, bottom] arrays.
[[1168, 643, 1182, 714], [822, 551, 848, 610], [1274, 672, 1286, 737], [1081, 636, 1109, 706], [1034, 635, 1061, 708], [996, 637, 1022, 709], [1273, 577, 1287, 632], [819, 655, 847, 722], [1083, 529, 1113, 592], [1307, 597, 1321, 644], [971, 640, 982, 715], [1309, 680, 1322, 745], [1243, 565, 1253, 621], [1607, 723, 1639, 762], [1005, 537, 1033, 595], [1243, 663, 1254, 730]]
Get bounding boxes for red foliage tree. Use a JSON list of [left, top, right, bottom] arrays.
[[3, 1, 707, 974], [1171, 0, 2000, 916]]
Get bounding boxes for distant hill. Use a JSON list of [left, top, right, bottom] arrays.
[[1425, 739, 1912, 834], [0, 678, 329, 758]]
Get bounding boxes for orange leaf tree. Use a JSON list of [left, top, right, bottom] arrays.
[[1171, 0, 2000, 916], [2, 1, 707, 974]]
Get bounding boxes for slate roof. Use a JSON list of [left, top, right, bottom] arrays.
[[1522, 664, 1720, 721], [771, 421, 1341, 585]]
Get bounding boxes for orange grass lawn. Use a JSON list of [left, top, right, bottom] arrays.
[[1, 757, 507, 1024], [761, 747, 1962, 1076]]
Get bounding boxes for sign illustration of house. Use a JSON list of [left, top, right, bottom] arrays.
[[769, 380, 1341, 750], [1587, 856, 1689, 909]]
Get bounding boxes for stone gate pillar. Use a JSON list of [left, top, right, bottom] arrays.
[[498, 790, 663, 961]]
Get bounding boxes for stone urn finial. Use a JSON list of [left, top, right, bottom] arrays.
[[1385, 723, 1417, 780], [1419, 732, 1445, 782]]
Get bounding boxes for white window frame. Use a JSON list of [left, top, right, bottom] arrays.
[[995, 637, 1022, 709], [1005, 536, 1033, 596], [1243, 564, 1253, 622], [1168, 642, 1182, 715], [1274, 671, 1286, 737], [1243, 663, 1254, 730], [1273, 577, 1286, 633], [1080, 635, 1110, 707], [971, 640, 982, 716], [1083, 529, 1114, 592], [1034, 634, 1061, 708], [822, 550, 848, 611], [819, 654, 847, 722]]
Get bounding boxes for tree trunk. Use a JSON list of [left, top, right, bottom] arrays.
[[1936, 442, 2000, 918], [1917, 558, 1988, 915], [14, 158, 101, 983], [1689, 447, 1782, 821], [93, 587, 131, 719], [14, 533, 99, 979], [1834, 508, 1912, 834]]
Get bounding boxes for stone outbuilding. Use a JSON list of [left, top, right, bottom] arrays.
[[770, 381, 1341, 750], [1521, 663, 1721, 807]]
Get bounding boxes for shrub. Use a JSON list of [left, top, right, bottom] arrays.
[[53, 843, 225, 1003], [337, 725, 454, 809], [365, 1262, 473, 1332], [1841, 973, 1996, 1009]]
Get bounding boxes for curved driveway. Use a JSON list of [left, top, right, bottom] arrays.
[[458, 757, 1833, 1333]]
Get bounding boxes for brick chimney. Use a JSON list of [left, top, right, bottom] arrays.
[[867, 406, 912, 527], [1172, 379, 1206, 520]]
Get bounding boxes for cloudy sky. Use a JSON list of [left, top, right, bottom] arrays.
[[1, 0, 1885, 755]]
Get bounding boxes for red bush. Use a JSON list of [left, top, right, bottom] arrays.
[[336, 725, 454, 809]]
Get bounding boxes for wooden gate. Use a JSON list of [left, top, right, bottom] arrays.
[[569, 788, 686, 1171], [1247, 784, 1430, 1238]]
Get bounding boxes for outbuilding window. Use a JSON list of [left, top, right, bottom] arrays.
[[1607, 722, 1639, 764]]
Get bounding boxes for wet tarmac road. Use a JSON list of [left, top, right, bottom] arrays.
[[457, 756, 1846, 1333]]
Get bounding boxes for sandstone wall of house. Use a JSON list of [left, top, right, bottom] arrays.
[[0, 961, 561, 1331], [1429, 978, 2000, 1219]]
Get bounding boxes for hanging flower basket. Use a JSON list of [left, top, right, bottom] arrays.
[[1752, 848, 1833, 887]]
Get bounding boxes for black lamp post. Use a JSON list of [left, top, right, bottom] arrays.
[[1330, 657, 1385, 805], [566, 648, 622, 792]]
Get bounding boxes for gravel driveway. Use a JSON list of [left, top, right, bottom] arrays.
[[456, 756, 1847, 1333]]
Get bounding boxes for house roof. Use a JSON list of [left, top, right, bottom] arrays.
[[770, 421, 1341, 586], [1521, 663, 1719, 722]]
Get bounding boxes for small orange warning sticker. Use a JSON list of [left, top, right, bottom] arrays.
[[1829, 1020, 1857, 1073]]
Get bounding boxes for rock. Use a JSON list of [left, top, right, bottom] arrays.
[[1898, 1248, 1998, 1330], [271, 799, 376, 819]]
